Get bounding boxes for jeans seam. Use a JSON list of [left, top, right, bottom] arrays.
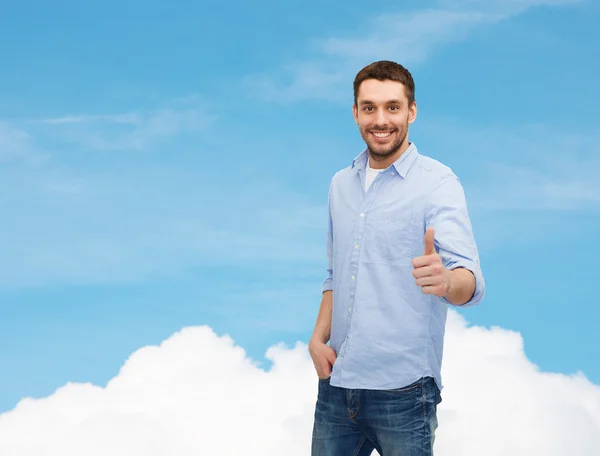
[[347, 390, 360, 423], [422, 380, 428, 453], [353, 435, 367, 456]]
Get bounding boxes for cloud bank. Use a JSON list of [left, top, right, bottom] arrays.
[[0, 310, 598, 455]]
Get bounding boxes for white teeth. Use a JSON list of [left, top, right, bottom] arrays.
[[373, 132, 391, 138]]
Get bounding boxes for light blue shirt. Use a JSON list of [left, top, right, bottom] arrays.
[[322, 143, 485, 392]]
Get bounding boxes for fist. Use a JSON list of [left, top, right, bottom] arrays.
[[412, 227, 451, 297]]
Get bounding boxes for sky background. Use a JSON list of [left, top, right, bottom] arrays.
[[0, 0, 599, 453]]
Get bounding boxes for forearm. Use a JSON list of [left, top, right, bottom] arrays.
[[311, 291, 333, 344], [445, 268, 476, 306]]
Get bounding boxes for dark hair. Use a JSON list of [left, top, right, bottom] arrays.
[[353, 60, 415, 106]]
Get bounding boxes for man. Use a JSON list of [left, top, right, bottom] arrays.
[[308, 60, 485, 456]]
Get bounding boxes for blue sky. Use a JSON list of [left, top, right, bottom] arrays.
[[1, 0, 599, 415]]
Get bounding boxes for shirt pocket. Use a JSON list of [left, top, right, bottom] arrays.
[[372, 209, 422, 262]]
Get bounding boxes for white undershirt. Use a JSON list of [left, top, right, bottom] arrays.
[[365, 160, 384, 191]]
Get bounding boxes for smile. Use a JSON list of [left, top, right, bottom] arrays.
[[371, 131, 393, 139]]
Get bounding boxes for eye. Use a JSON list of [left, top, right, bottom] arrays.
[[363, 106, 374, 112], [389, 106, 399, 111]]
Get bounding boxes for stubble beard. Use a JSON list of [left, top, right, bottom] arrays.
[[365, 124, 408, 162]]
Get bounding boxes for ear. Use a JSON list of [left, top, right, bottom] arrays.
[[352, 104, 359, 125], [408, 101, 418, 125]]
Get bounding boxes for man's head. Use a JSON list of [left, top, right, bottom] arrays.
[[352, 61, 417, 166]]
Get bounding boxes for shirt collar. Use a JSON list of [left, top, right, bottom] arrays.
[[352, 142, 419, 178]]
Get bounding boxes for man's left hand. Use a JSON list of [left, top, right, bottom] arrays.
[[412, 227, 451, 297]]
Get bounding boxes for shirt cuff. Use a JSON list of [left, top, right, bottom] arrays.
[[322, 278, 333, 293], [442, 260, 485, 307]]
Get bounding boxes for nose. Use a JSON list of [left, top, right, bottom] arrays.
[[375, 108, 388, 127]]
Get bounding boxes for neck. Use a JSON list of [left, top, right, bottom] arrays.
[[368, 138, 411, 170]]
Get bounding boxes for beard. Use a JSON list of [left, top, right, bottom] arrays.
[[361, 118, 409, 161]]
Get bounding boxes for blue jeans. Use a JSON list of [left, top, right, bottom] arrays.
[[311, 376, 441, 456]]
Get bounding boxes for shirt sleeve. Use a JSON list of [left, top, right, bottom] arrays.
[[321, 180, 334, 293], [426, 174, 485, 307]]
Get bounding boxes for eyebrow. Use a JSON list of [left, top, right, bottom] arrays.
[[360, 99, 403, 105]]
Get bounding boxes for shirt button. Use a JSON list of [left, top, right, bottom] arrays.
[[348, 307, 352, 313], [354, 243, 359, 249], [359, 212, 365, 218], [351, 275, 355, 281]]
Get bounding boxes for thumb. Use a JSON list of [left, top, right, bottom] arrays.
[[424, 227, 435, 255]]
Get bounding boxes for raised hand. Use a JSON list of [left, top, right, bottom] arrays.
[[412, 227, 451, 297]]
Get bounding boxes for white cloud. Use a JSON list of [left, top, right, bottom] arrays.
[[33, 96, 214, 151], [477, 159, 600, 210], [0, 310, 598, 455], [0, 122, 49, 165], [421, 121, 600, 212], [440, 0, 583, 15], [40, 113, 142, 125], [0, 122, 31, 160], [244, 0, 582, 103]]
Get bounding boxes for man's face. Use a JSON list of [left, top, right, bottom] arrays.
[[352, 79, 417, 161]]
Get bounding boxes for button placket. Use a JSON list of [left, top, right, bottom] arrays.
[[341, 166, 392, 360], [343, 170, 389, 348]]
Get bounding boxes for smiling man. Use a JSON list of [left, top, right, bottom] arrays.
[[308, 61, 485, 455]]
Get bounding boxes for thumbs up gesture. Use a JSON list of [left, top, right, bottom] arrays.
[[412, 227, 451, 297]]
